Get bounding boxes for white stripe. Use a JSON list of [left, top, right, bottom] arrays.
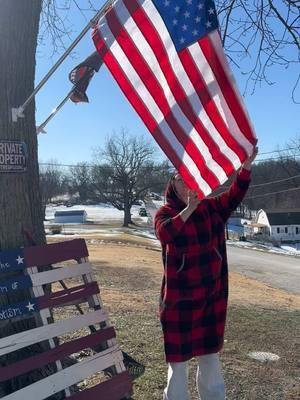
[[4, 347, 123, 400], [210, 30, 257, 148], [0, 309, 108, 356], [188, 40, 253, 157], [98, 18, 212, 195], [30, 262, 93, 286], [113, 0, 227, 182]]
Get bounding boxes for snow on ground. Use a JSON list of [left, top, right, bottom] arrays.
[[45, 203, 300, 256], [45, 203, 147, 224], [227, 240, 300, 257]]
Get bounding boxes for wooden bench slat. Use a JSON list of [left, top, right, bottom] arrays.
[[69, 371, 132, 400], [0, 327, 116, 383], [38, 281, 99, 309], [4, 347, 123, 400], [24, 239, 89, 267], [0, 309, 108, 356], [0, 282, 100, 322], [31, 263, 92, 286]]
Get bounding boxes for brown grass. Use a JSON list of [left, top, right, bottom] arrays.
[[50, 234, 300, 399]]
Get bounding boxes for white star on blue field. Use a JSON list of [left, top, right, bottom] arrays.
[[152, 0, 218, 51]]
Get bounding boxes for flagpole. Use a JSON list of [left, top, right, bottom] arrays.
[[36, 87, 75, 134], [12, 0, 111, 122]]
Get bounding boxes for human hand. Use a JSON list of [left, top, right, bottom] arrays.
[[187, 190, 200, 212], [242, 146, 258, 170]]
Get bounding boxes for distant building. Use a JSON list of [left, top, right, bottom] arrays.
[[54, 210, 87, 224], [255, 209, 300, 242]]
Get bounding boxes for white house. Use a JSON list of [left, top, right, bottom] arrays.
[[54, 210, 87, 224], [255, 209, 300, 242]]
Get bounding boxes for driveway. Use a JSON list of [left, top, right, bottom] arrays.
[[227, 245, 300, 295]]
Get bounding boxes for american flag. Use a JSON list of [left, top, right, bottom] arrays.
[[92, 0, 257, 198]]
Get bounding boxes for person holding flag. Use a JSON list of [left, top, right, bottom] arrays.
[[154, 147, 257, 400]]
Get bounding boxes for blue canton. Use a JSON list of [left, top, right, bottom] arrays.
[[152, 0, 219, 51]]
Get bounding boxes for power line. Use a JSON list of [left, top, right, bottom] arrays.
[[245, 186, 300, 200], [249, 173, 300, 188], [255, 152, 300, 163], [257, 146, 299, 156]]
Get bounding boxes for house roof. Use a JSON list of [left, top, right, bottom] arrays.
[[54, 210, 87, 217], [263, 209, 300, 225]]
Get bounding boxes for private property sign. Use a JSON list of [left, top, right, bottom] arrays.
[[0, 140, 27, 172]]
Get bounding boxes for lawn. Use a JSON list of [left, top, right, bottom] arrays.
[[49, 233, 299, 399]]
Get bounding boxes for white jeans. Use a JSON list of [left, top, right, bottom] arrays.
[[163, 353, 225, 400]]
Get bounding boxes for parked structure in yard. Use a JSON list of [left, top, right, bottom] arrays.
[[54, 210, 87, 224], [255, 209, 300, 242]]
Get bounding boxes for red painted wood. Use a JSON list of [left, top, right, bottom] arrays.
[[68, 371, 132, 400], [38, 282, 100, 309], [0, 327, 116, 382], [24, 239, 89, 267]]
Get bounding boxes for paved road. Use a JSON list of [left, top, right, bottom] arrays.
[[227, 245, 300, 295]]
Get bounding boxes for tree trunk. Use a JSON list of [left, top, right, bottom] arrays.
[[123, 205, 133, 227], [0, 2, 64, 398], [0, 0, 45, 248]]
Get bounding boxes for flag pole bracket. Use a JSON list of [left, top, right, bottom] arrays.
[[36, 126, 47, 135]]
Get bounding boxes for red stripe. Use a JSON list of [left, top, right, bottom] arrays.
[[24, 239, 88, 268], [0, 327, 116, 382], [179, 47, 247, 162], [200, 35, 256, 145], [69, 371, 132, 400], [106, 8, 218, 188], [38, 282, 99, 309], [92, 29, 205, 197], [123, 0, 233, 183]]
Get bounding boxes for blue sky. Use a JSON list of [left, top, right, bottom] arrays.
[[35, 1, 299, 165]]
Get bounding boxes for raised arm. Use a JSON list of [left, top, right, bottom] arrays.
[[212, 147, 258, 222], [155, 191, 200, 244]]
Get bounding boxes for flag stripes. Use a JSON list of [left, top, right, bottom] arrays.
[[93, 0, 256, 197], [0, 239, 132, 398]]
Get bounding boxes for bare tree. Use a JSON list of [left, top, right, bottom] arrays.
[[91, 130, 156, 226], [40, 161, 66, 218], [216, 0, 300, 101], [69, 162, 92, 202]]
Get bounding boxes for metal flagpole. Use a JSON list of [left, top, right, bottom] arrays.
[[36, 87, 75, 134], [11, 0, 112, 123]]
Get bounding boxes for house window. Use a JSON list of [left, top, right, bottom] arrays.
[[285, 227, 288, 234], [277, 227, 280, 234], [296, 227, 299, 235]]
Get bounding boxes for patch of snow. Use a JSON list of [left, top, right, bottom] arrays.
[[248, 351, 280, 362], [227, 239, 300, 256]]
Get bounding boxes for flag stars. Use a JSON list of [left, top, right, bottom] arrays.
[[186, 0, 193, 4], [173, 18, 178, 25], [182, 24, 188, 31], [192, 29, 199, 36], [180, 37, 186, 44], [197, 2, 204, 10], [26, 302, 35, 312], [195, 16, 201, 23], [16, 255, 24, 264], [174, 5, 180, 13], [184, 11, 190, 18], [208, 7, 215, 15], [164, 0, 170, 6], [206, 21, 212, 28]]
